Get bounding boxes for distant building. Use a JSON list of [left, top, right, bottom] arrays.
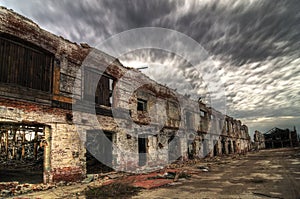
[[264, 127, 299, 149], [253, 130, 265, 150]]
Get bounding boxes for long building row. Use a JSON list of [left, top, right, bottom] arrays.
[[0, 7, 251, 183]]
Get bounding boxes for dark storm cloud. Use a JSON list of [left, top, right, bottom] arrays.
[[3, 0, 299, 64], [155, 0, 300, 65], [1, 0, 299, 135], [2, 0, 178, 44], [100, 0, 178, 29]]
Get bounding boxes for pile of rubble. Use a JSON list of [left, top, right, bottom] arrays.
[[81, 168, 194, 190], [0, 182, 56, 197], [0, 160, 222, 197]]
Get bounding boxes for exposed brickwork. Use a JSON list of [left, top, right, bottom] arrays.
[[52, 166, 84, 182], [0, 6, 252, 184]]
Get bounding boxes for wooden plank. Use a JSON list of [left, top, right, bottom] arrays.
[[0, 38, 4, 82], [2, 40, 9, 83], [52, 94, 73, 104], [52, 61, 60, 94], [45, 54, 51, 92], [12, 129, 16, 159], [13, 42, 18, 85], [34, 129, 38, 160], [48, 56, 53, 92], [36, 52, 42, 91], [21, 130, 25, 160], [17, 43, 24, 86], [7, 41, 13, 84], [24, 46, 30, 88], [0, 132, 2, 154], [32, 51, 38, 90], [5, 130, 8, 160], [39, 52, 44, 91]]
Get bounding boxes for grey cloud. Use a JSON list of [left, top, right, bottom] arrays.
[[1, 0, 299, 135], [4, 0, 299, 64]]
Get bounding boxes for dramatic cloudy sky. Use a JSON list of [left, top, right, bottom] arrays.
[[1, 0, 299, 138]]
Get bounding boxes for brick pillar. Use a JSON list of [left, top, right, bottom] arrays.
[[43, 126, 52, 184]]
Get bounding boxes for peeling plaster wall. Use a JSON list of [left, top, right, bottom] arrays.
[[254, 130, 266, 150], [0, 7, 89, 183], [0, 100, 86, 183]]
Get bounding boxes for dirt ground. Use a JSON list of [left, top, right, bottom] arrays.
[[10, 147, 300, 199], [133, 147, 300, 199], [0, 168, 43, 184]]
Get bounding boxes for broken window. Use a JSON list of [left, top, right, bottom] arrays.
[[226, 121, 229, 132], [138, 135, 148, 166], [186, 112, 194, 129], [86, 130, 114, 174], [137, 98, 147, 111], [219, 119, 223, 130], [202, 139, 209, 157], [168, 135, 181, 162], [0, 123, 45, 184], [84, 68, 114, 107], [199, 110, 208, 132], [167, 101, 180, 120], [0, 34, 53, 92], [200, 110, 206, 118]]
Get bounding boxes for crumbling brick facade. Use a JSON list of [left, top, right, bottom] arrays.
[[0, 7, 251, 183], [253, 130, 266, 150]]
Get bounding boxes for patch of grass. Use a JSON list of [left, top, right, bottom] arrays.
[[84, 182, 141, 199]]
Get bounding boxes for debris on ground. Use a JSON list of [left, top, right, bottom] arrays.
[[84, 182, 141, 199], [0, 182, 56, 197], [107, 173, 124, 179], [169, 182, 183, 186], [81, 174, 94, 184], [198, 165, 209, 172], [0, 162, 199, 198], [0, 157, 222, 197]]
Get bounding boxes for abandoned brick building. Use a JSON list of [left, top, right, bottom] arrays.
[[264, 127, 299, 149], [0, 7, 251, 184], [253, 130, 265, 150]]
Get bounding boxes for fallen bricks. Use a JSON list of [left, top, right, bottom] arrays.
[[0, 167, 202, 197], [0, 181, 77, 197], [0, 156, 240, 197], [96, 169, 193, 189]]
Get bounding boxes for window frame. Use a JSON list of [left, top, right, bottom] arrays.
[[83, 67, 115, 107], [0, 33, 54, 93], [137, 98, 147, 112]]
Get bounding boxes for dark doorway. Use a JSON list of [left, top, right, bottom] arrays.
[[186, 112, 193, 129], [233, 141, 236, 153], [187, 140, 194, 159], [138, 136, 148, 166], [221, 139, 226, 154], [168, 135, 181, 162], [0, 123, 45, 184], [86, 130, 114, 174], [228, 141, 232, 154], [213, 140, 218, 156], [203, 139, 209, 157]]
